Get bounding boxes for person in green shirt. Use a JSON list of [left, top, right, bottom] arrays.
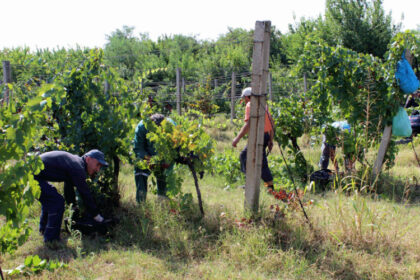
[[133, 113, 174, 202]]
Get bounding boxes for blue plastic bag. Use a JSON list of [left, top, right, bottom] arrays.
[[395, 52, 419, 94], [392, 107, 412, 137], [332, 120, 351, 132]]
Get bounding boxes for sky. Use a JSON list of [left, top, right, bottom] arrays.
[[1, 0, 418, 50]]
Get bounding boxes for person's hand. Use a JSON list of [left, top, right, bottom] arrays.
[[144, 155, 151, 164], [232, 137, 239, 148], [94, 214, 104, 223]]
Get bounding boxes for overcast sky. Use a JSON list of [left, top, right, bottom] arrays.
[[1, 0, 418, 50]]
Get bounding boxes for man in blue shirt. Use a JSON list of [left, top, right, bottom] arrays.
[[34, 149, 108, 242]]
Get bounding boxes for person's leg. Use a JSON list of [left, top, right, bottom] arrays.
[[240, 146, 248, 173], [135, 168, 148, 203], [155, 168, 167, 197], [39, 204, 48, 234], [262, 133, 274, 191], [319, 142, 331, 169], [38, 180, 65, 242]]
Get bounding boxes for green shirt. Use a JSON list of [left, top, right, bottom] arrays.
[[133, 120, 156, 159]]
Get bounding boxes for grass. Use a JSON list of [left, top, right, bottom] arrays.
[[1, 116, 420, 279]]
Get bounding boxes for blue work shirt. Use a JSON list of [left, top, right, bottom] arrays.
[[133, 118, 176, 160], [34, 151, 99, 216]]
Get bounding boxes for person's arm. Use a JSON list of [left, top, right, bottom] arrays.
[[64, 181, 76, 206], [232, 121, 250, 147], [268, 130, 274, 152], [133, 123, 149, 159], [71, 171, 99, 217]]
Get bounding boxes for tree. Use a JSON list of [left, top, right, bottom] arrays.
[[270, 26, 288, 66], [50, 49, 134, 212], [104, 26, 161, 80], [325, 0, 400, 58]]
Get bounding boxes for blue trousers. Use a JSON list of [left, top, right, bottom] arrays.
[[239, 132, 273, 185], [37, 180, 65, 242]]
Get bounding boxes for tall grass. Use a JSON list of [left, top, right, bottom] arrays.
[[2, 116, 420, 279]]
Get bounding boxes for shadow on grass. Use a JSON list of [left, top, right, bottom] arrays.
[[43, 198, 225, 274], [31, 191, 412, 279], [375, 173, 420, 203], [263, 213, 369, 280], [33, 241, 78, 263], [313, 170, 420, 205]]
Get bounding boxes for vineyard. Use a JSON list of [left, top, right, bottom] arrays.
[[1, 3, 420, 279]]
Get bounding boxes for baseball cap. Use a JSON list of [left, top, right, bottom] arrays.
[[240, 87, 252, 98], [84, 149, 109, 166]]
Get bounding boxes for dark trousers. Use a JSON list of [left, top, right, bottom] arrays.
[[319, 142, 336, 170], [37, 180, 65, 242], [134, 168, 167, 203], [239, 132, 273, 184]]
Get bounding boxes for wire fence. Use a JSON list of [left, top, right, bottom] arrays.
[[2, 60, 316, 107]]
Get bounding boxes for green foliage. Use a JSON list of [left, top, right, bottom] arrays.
[[270, 98, 313, 180], [211, 149, 244, 187], [104, 26, 161, 80], [323, 124, 365, 167], [5, 255, 67, 276], [323, 124, 340, 146], [103, 26, 253, 82], [297, 31, 419, 172], [48, 49, 134, 212], [0, 88, 51, 253], [282, 17, 329, 64], [270, 98, 306, 147], [269, 26, 288, 65], [135, 108, 215, 199], [298, 40, 388, 168], [184, 76, 219, 115], [145, 113, 215, 173], [325, 0, 399, 58], [214, 28, 253, 74]]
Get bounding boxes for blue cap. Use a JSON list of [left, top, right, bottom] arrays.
[[84, 149, 109, 167]]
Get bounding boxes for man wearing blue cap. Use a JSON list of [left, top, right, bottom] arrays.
[[34, 149, 108, 243]]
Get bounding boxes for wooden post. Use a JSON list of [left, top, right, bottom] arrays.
[[372, 125, 392, 179], [245, 21, 271, 213], [372, 49, 413, 180], [268, 72, 273, 101], [303, 72, 308, 93], [230, 72, 236, 123], [2, 61, 11, 106], [176, 68, 181, 115]]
